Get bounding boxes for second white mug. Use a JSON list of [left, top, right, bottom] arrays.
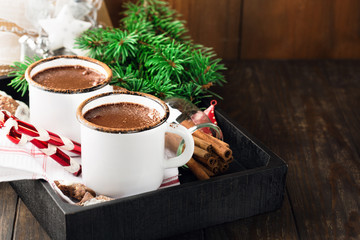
[[77, 91, 195, 198]]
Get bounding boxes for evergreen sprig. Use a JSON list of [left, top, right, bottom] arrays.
[[8, 56, 42, 96], [8, 0, 226, 104], [75, 0, 226, 103]]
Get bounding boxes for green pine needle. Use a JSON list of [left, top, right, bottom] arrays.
[[103, 29, 139, 63], [8, 56, 43, 96]]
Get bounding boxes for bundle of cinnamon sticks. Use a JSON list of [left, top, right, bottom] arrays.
[[181, 120, 234, 180]]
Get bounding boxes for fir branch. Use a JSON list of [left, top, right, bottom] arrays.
[[122, 0, 188, 43], [80, 0, 228, 103], [8, 56, 43, 96], [147, 75, 178, 99], [145, 40, 191, 83], [74, 0, 227, 103], [103, 29, 138, 64], [75, 27, 109, 60]]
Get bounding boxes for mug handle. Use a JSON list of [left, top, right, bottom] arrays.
[[164, 123, 194, 169]]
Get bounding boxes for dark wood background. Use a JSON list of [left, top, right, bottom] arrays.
[[104, 0, 360, 60]]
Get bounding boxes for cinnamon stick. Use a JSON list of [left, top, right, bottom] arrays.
[[181, 119, 196, 129], [197, 162, 215, 177], [193, 156, 219, 174], [206, 133, 230, 148], [210, 165, 219, 175], [193, 136, 213, 152], [194, 155, 218, 167], [194, 130, 232, 161], [218, 160, 229, 173], [181, 119, 235, 176], [186, 158, 210, 180], [181, 120, 233, 161], [193, 146, 211, 159]]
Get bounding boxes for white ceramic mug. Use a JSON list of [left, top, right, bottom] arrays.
[[77, 91, 195, 198], [25, 55, 113, 142]]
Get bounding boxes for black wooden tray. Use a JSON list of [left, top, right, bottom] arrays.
[[10, 107, 288, 240]]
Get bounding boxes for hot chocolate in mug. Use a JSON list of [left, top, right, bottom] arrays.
[[77, 91, 195, 198], [25, 55, 113, 142]]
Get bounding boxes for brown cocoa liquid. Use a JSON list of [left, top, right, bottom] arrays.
[[32, 66, 106, 90], [83, 102, 161, 129]]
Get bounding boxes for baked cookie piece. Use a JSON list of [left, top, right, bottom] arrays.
[[80, 195, 114, 206], [0, 91, 29, 121], [54, 180, 96, 201], [54, 180, 114, 206], [0, 94, 19, 115]]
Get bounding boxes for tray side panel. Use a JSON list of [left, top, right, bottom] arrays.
[[65, 164, 287, 240]]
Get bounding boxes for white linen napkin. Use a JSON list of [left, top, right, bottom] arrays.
[[0, 135, 180, 204]]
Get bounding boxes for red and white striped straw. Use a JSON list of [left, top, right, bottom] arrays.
[[1, 111, 81, 154], [0, 111, 81, 176]]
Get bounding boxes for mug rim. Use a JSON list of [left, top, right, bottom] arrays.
[[25, 55, 112, 94], [76, 90, 170, 134]]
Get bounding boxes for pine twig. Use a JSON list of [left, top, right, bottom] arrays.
[[8, 56, 42, 96]]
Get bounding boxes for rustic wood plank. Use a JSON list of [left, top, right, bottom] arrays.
[[13, 199, 50, 240], [167, 0, 242, 60], [98, 1, 114, 27], [104, 0, 360, 60], [329, 1, 360, 59], [103, 0, 127, 26], [241, 0, 360, 59], [213, 60, 360, 239], [269, 61, 360, 239], [241, 0, 332, 58], [104, 0, 243, 60], [0, 183, 18, 240]]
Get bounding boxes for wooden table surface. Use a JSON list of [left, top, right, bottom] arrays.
[[1, 60, 359, 239]]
